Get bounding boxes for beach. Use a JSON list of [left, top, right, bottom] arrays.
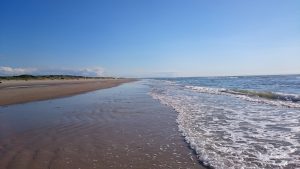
[[0, 79, 134, 106], [0, 81, 206, 169]]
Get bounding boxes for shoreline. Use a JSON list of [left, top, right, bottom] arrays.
[[0, 80, 206, 169], [0, 79, 135, 106]]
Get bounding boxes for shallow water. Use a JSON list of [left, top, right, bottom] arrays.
[[149, 76, 300, 169], [0, 81, 204, 169]]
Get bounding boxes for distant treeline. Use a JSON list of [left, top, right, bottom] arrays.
[[0, 74, 117, 80]]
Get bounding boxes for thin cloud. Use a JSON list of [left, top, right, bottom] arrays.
[[40, 67, 106, 77], [0, 66, 106, 77], [132, 71, 179, 78], [0, 66, 37, 76], [78, 67, 105, 77]]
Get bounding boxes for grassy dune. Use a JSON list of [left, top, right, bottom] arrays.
[[0, 74, 117, 81]]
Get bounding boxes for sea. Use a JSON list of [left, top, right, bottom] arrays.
[[148, 75, 300, 169]]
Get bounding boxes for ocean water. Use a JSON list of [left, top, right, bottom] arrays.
[[148, 75, 300, 169]]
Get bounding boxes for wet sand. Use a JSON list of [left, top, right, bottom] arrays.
[[0, 81, 206, 169], [0, 79, 134, 106]]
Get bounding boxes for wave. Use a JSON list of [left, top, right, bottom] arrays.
[[185, 86, 300, 108], [227, 76, 239, 79], [225, 89, 300, 102], [148, 79, 300, 168]]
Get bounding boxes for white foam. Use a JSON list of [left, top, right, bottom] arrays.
[[148, 80, 300, 169]]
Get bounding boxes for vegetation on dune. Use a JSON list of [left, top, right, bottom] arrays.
[[0, 74, 117, 81]]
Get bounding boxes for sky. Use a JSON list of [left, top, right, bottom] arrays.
[[0, 0, 299, 77]]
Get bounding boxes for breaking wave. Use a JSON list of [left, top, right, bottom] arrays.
[[148, 79, 300, 169], [185, 86, 300, 108]]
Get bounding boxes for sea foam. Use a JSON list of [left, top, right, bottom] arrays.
[[148, 79, 300, 169]]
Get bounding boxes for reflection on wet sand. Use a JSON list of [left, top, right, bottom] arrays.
[[0, 81, 205, 169]]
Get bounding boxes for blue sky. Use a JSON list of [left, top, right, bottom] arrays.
[[0, 0, 299, 77]]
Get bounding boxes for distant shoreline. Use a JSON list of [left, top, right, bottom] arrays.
[[0, 78, 135, 106]]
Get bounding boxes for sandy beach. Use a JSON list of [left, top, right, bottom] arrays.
[[0, 79, 134, 106], [0, 81, 206, 169]]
